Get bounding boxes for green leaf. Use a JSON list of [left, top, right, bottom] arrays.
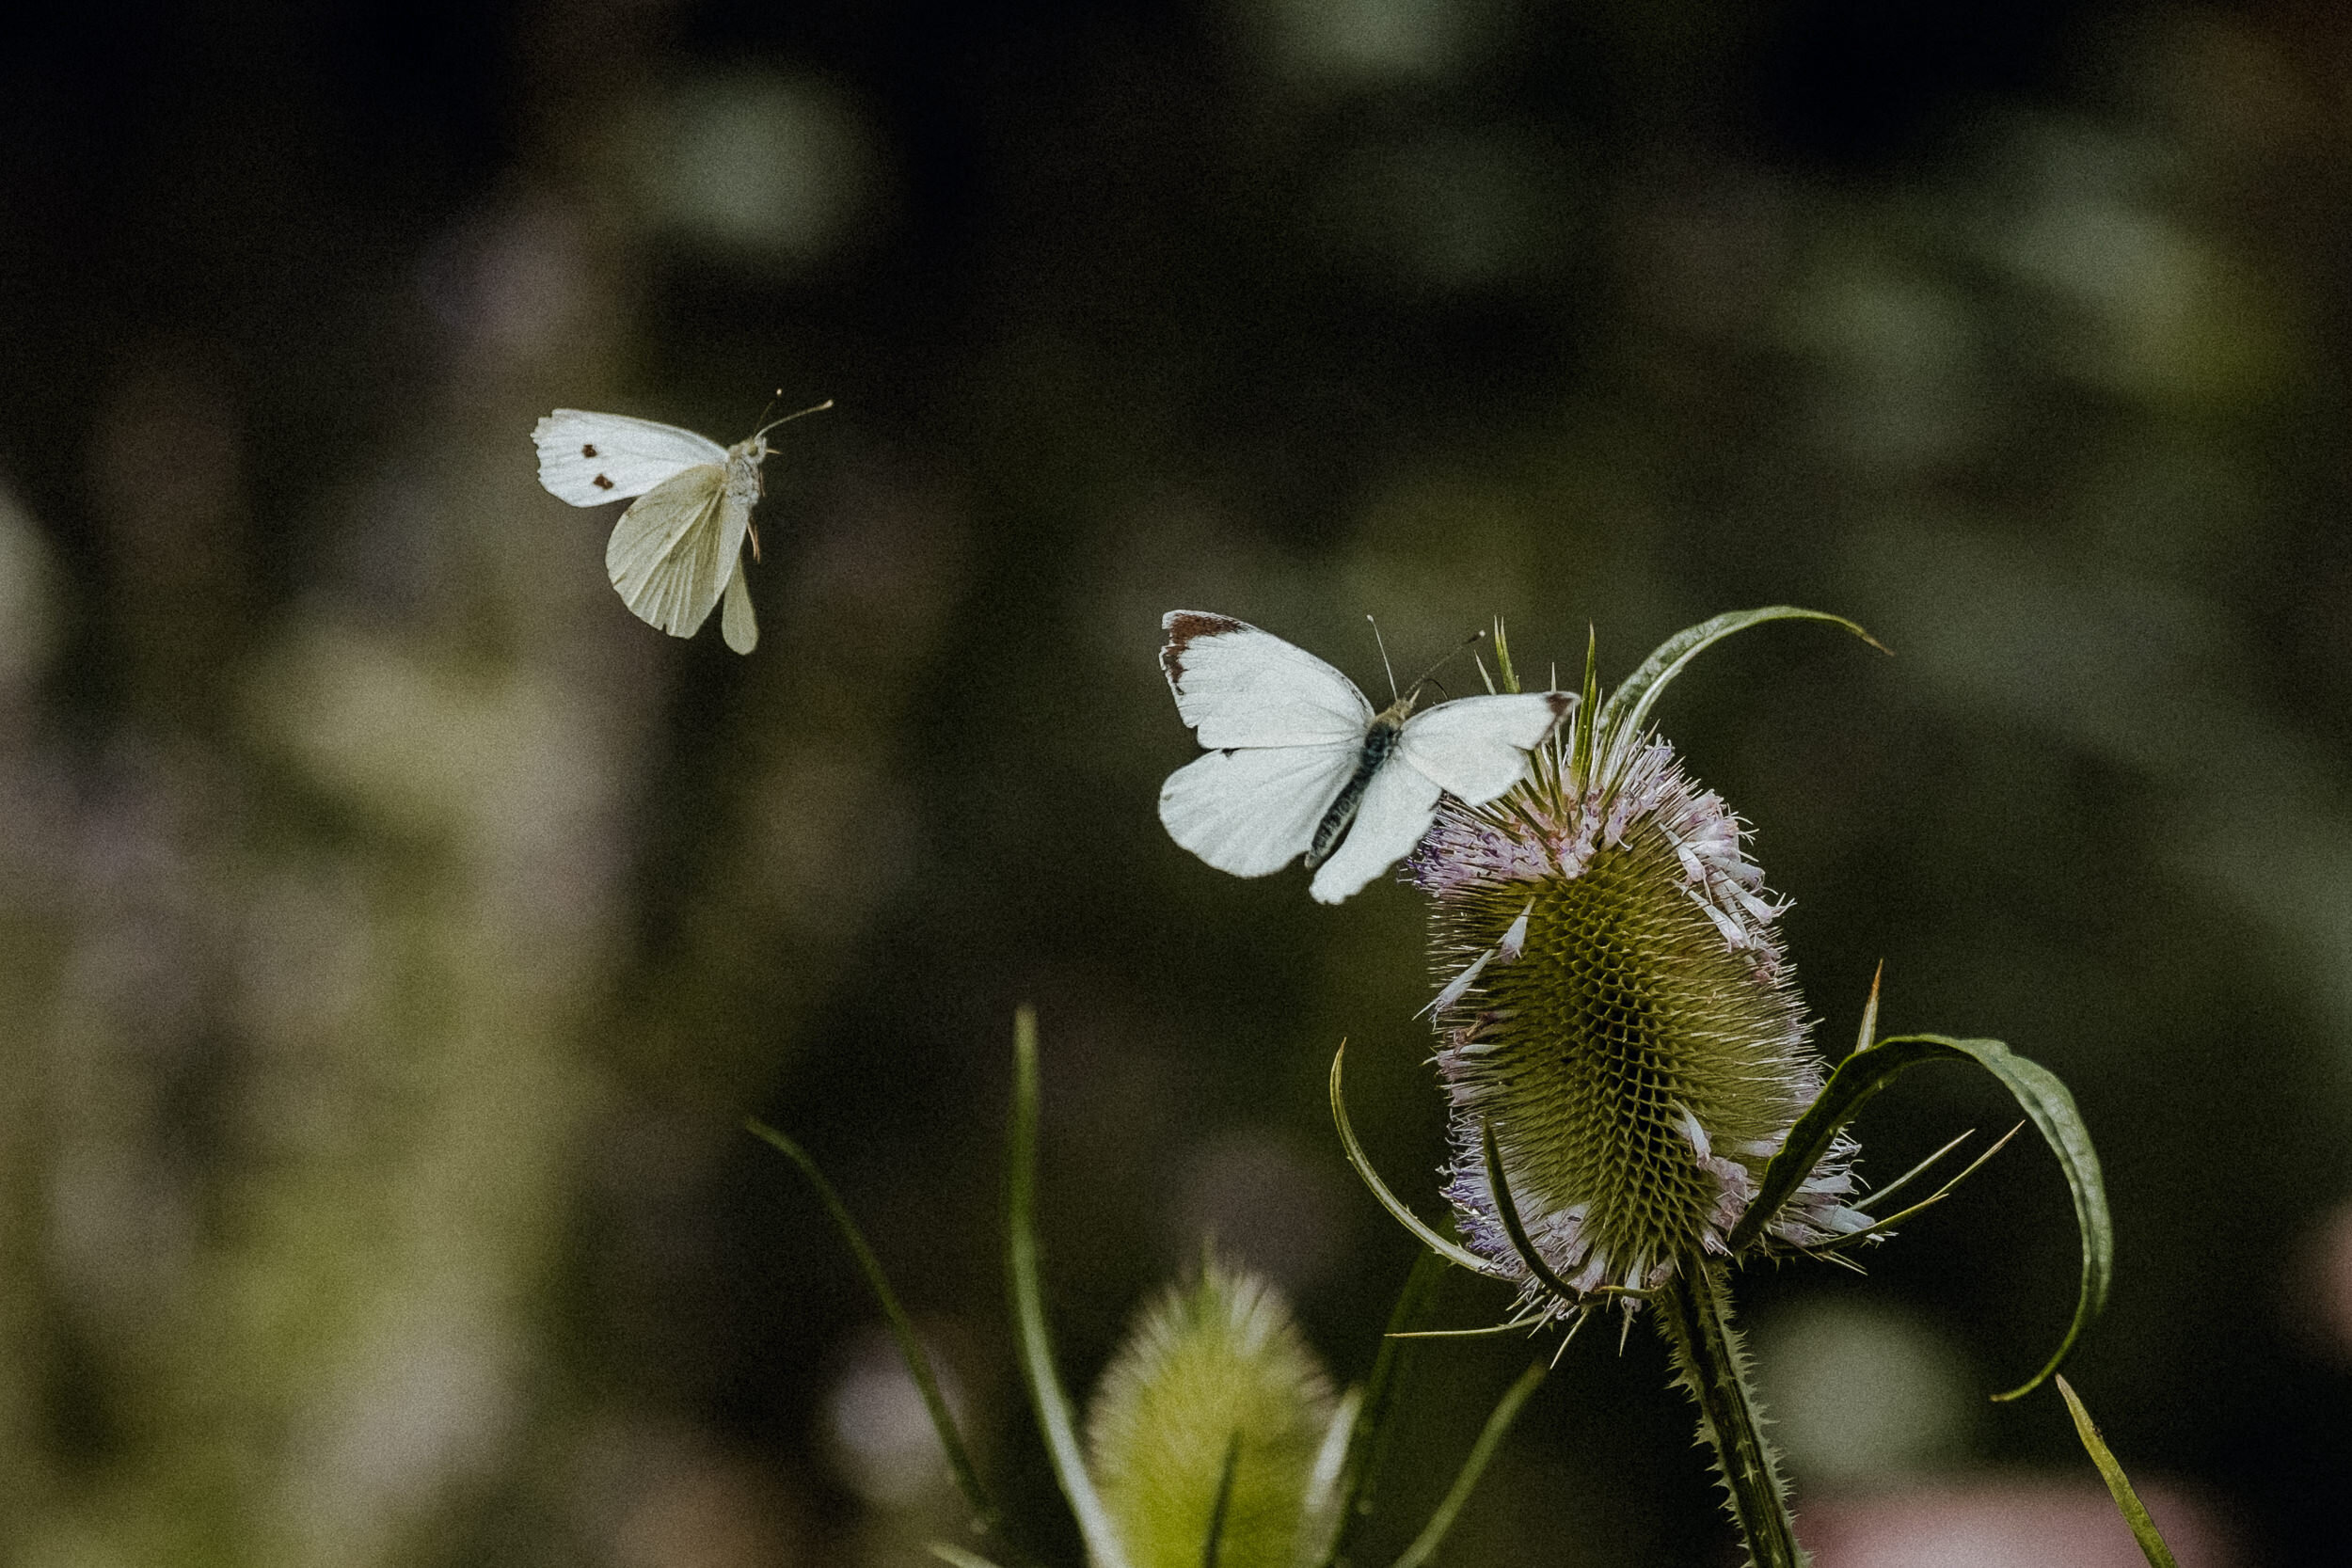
[[1728, 1032, 2110, 1401], [1595, 606, 1883, 776], [1317, 1250, 1449, 1568], [1328, 1043, 1503, 1279], [1387, 1361, 1549, 1568], [746, 1117, 1001, 1539], [2057, 1376, 2182, 1568], [1008, 1006, 1136, 1568]]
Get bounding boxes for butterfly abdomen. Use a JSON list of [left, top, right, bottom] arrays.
[[1307, 715, 1404, 869]]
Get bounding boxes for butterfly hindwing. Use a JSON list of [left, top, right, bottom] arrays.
[[1307, 754, 1443, 904], [533, 411, 728, 506], [606, 466, 737, 637], [721, 562, 759, 655], [1159, 740, 1361, 878]]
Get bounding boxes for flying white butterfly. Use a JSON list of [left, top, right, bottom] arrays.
[[531, 402, 830, 654], [1158, 610, 1571, 904]]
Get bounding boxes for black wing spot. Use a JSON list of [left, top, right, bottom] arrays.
[[593, 473, 615, 490], [581, 443, 599, 457]]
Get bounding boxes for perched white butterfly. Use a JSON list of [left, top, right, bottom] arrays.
[[531, 402, 830, 654], [1158, 610, 1570, 904]]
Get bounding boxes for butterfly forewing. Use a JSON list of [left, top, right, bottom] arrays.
[[1397, 692, 1573, 804], [606, 466, 737, 637], [533, 411, 727, 505], [1161, 611, 1374, 748], [1159, 741, 1361, 878]]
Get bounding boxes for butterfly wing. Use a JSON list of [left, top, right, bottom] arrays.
[[534, 411, 728, 505], [605, 466, 747, 637], [1161, 611, 1374, 748], [720, 560, 758, 655], [1307, 756, 1443, 904], [1397, 692, 1572, 804], [1160, 740, 1362, 878]]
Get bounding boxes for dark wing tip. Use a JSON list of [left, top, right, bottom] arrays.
[[1159, 610, 1248, 689]]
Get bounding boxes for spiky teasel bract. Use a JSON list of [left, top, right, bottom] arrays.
[[1085, 1259, 1347, 1568], [1406, 621, 1873, 1314]]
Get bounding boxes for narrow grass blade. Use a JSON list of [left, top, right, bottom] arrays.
[[1834, 1124, 2024, 1241], [1491, 617, 1519, 695], [1200, 1433, 1242, 1568], [1008, 1006, 1134, 1568], [1387, 1361, 1549, 1568], [2057, 1376, 2182, 1568], [1854, 1129, 1976, 1216], [1317, 1249, 1449, 1568], [1569, 626, 1599, 781], [1329, 1043, 1501, 1277], [929, 1547, 1011, 1568], [1729, 1032, 2110, 1401], [747, 1118, 999, 1536], [1596, 607, 1883, 775], [1386, 1312, 1549, 1340], [1481, 1120, 1588, 1307], [1852, 962, 1884, 1058]]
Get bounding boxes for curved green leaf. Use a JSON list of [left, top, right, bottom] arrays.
[[1729, 1032, 2110, 1401], [746, 1117, 1001, 1538], [1387, 1360, 1549, 1568], [2057, 1375, 2182, 1568], [1329, 1043, 1503, 1278], [1481, 1119, 1588, 1307], [1008, 1007, 1135, 1568], [1595, 606, 1883, 774]]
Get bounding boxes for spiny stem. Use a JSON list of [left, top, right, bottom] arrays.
[[1652, 1259, 1807, 1568]]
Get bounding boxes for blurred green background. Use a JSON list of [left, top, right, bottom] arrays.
[[2, 1, 2348, 1563]]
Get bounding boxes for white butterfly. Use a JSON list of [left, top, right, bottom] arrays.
[[531, 403, 828, 654], [1158, 610, 1570, 904]]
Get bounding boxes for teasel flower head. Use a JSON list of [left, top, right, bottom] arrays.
[[1085, 1259, 1350, 1568], [1408, 613, 1880, 1314]]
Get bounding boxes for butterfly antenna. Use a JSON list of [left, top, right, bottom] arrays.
[[1368, 614, 1401, 704], [1402, 627, 1490, 705], [754, 398, 836, 439]]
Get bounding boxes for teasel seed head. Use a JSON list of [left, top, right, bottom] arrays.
[[1410, 708, 1870, 1312], [1085, 1259, 1347, 1568]]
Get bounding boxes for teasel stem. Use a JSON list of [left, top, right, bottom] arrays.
[[1651, 1259, 1806, 1568]]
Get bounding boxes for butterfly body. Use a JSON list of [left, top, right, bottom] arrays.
[[1158, 610, 1568, 903], [1307, 702, 1410, 869]]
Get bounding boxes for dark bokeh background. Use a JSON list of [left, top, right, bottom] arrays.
[[3, 2, 2349, 1563]]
